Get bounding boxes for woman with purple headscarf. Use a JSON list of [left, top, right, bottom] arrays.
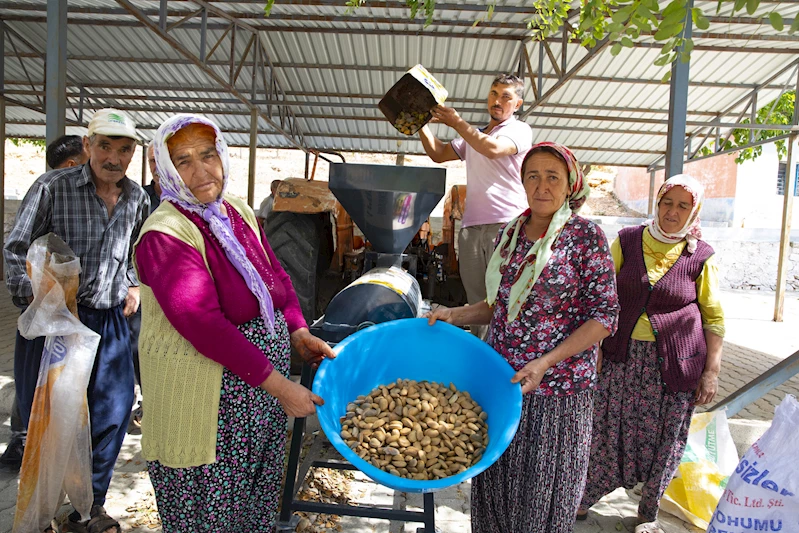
[[578, 174, 725, 533], [427, 142, 619, 533], [133, 114, 334, 532]]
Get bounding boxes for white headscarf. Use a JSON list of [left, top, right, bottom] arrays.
[[644, 174, 705, 253], [154, 114, 275, 332]]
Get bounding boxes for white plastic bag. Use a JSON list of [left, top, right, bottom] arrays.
[[662, 410, 739, 529], [13, 234, 100, 533], [708, 395, 799, 533]]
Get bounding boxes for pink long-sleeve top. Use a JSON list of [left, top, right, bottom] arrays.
[[135, 201, 307, 388]]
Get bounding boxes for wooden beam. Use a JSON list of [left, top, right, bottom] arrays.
[[775, 134, 797, 322], [775, 66, 799, 321]]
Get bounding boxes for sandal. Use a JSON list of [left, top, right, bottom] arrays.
[[635, 521, 665, 533], [86, 506, 120, 533], [58, 519, 88, 533]]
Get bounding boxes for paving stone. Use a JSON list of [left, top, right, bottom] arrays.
[[0, 290, 795, 532]]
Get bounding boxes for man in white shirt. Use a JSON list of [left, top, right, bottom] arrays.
[[419, 74, 533, 338]]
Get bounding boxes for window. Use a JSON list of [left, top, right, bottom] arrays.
[[776, 162, 799, 196]]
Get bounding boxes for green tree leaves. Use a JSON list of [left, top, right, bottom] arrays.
[[700, 91, 795, 163], [263, 0, 791, 71]]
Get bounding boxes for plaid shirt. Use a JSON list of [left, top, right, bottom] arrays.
[[4, 163, 149, 309]]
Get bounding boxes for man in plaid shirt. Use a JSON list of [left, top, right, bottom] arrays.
[[4, 108, 149, 533]]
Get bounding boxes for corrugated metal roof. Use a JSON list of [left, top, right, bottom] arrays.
[[2, 0, 798, 167]]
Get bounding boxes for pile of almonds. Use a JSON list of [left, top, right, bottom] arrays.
[[339, 379, 489, 480], [393, 110, 429, 135]]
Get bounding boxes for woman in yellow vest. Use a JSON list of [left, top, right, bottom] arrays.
[[134, 114, 334, 532]]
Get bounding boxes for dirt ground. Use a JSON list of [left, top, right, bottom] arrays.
[[3, 140, 642, 218]]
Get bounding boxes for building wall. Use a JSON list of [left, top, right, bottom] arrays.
[[600, 220, 799, 292], [733, 143, 799, 229], [614, 155, 738, 224]]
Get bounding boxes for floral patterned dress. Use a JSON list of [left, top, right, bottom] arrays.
[[472, 215, 618, 533], [147, 312, 291, 533]]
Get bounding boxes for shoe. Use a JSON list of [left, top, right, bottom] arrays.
[[0, 438, 24, 471], [132, 405, 142, 428], [127, 403, 143, 435]]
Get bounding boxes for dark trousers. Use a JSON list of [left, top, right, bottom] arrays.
[[15, 304, 135, 506], [127, 307, 142, 386], [10, 395, 27, 444]]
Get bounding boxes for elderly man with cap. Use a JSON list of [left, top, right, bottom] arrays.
[[4, 108, 149, 533]]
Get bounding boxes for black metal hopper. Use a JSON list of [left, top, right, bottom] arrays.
[[328, 162, 447, 254]]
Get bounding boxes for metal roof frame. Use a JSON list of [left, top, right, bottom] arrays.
[[0, 0, 798, 168]]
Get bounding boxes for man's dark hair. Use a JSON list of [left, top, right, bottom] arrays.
[[492, 74, 524, 99], [46, 135, 84, 169]]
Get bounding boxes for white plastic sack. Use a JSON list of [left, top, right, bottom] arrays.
[[13, 234, 100, 533], [662, 410, 739, 529], [708, 395, 799, 533]]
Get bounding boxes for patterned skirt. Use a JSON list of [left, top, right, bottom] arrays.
[[147, 312, 291, 533], [580, 339, 695, 522], [472, 390, 594, 533]]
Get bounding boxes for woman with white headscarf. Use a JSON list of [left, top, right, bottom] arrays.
[[133, 114, 334, 532], [578, 174, 725, 533], [427, 142, 619, 533]]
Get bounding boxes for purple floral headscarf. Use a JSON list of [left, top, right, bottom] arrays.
[[153, 114, 275, 333]]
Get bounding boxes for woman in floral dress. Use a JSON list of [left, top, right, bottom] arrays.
[[578, 174, 724, 533], [427, 141, 619, 533], [134, 114, 334, 532]]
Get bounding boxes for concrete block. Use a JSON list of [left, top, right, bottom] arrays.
[[727, 418, 771, 459]]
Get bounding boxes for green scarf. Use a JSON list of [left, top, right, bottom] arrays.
[[484, 141, 589, 322]]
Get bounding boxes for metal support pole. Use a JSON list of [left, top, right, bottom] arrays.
[[45, 0, 67, 150], [304, 151, 310, 180], [537, 41, 544, 100], [200, 8, 208, 62], [749, 92, 757, 144], [78, 86, 85, 123], [648, 169, 657, 216], [248, 107, 257, 208], [420, 493, 436, 533], [775, 133, 797, 322], [159, 0, 168, 31], [711, 348, 799, 417], [251, 40, 258, 101], [396, 153, 405, 166], [277, 363, 313, 530], [664, 0, 693, 179], [141, 142, 147, 186]]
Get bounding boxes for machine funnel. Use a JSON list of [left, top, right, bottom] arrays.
[[328, 163, 446, 254]]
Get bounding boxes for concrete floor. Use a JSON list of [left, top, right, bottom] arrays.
[[0, 289, 797, 532]]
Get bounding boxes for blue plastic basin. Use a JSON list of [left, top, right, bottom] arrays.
[[312, 318, 522, 493]]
